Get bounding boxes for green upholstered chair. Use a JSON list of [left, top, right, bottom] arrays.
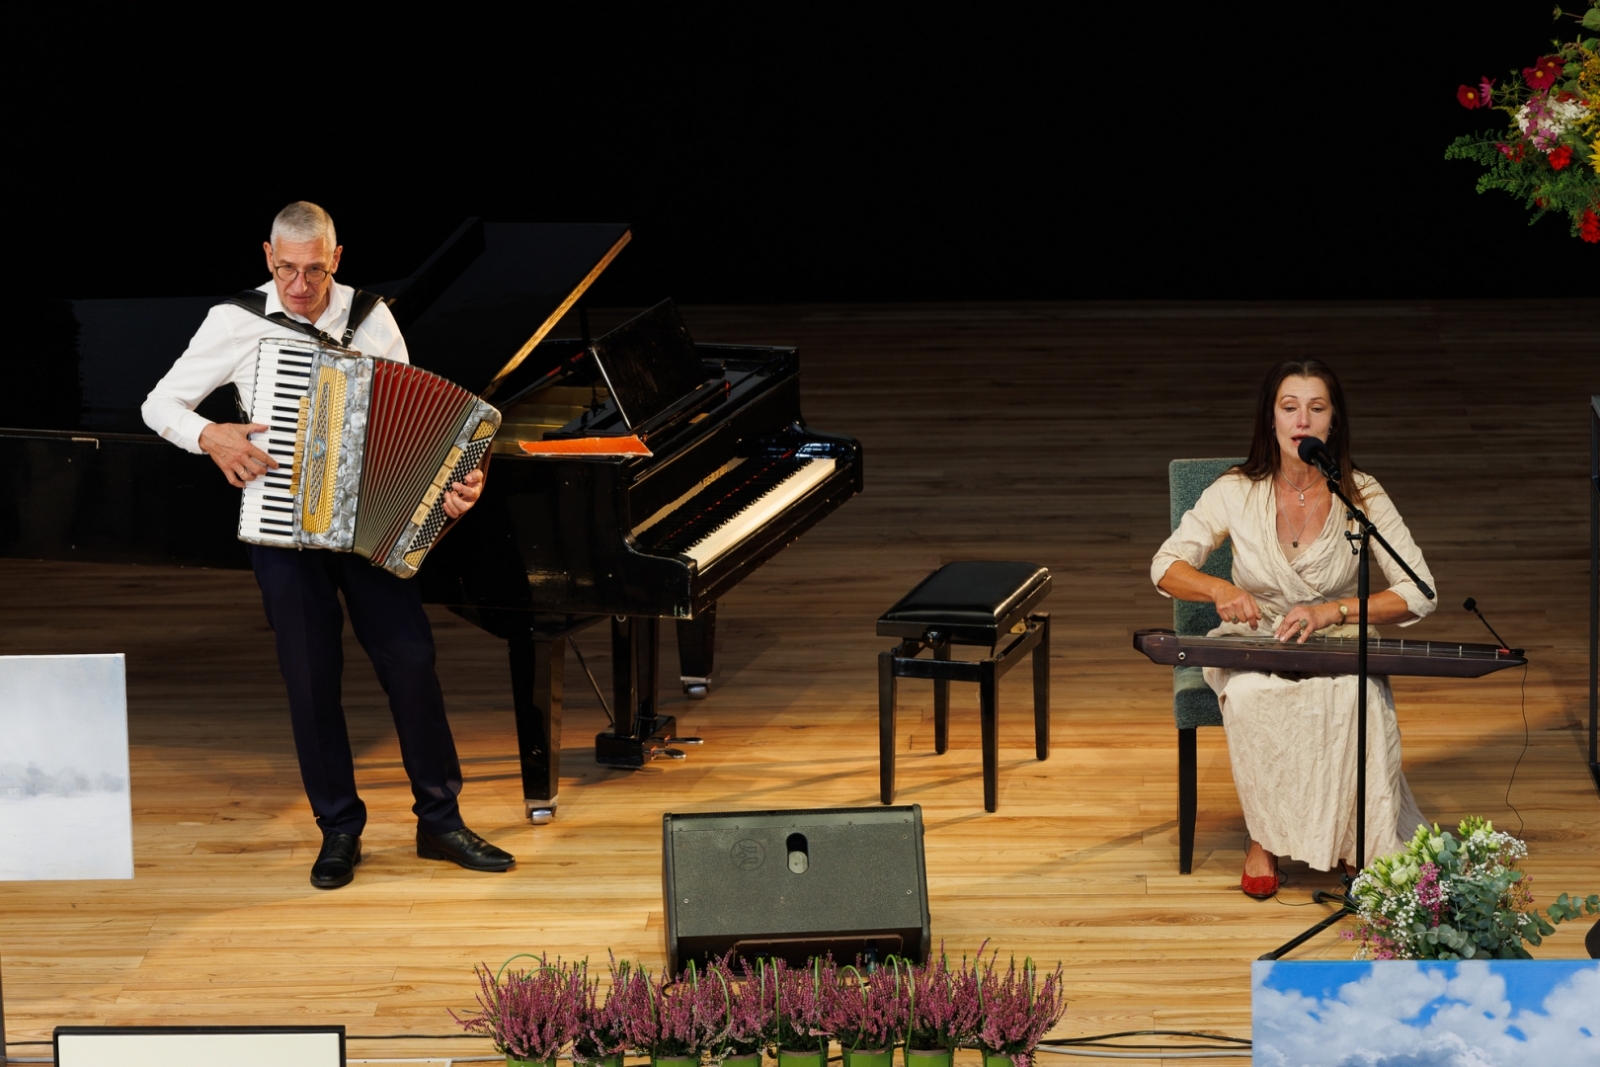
[[1168, 458, 1244, 874]]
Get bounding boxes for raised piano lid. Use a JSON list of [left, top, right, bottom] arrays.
[[383, 221, 632, 397]]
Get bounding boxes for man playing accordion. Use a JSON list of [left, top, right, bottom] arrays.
[[142, 201, 514, 889]]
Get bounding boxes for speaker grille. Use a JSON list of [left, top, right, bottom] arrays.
[[663, 806, 929, 971]]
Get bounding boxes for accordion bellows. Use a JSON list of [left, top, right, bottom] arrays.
[[239, 338, 501, 578]]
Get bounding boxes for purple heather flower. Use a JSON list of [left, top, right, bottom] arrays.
[[451, 956, 587, 1062], [828, 960, 909, 1053], [974, 954, 1067, 1067], [715, 956, 776, 1056], [905, 948, 982, 1052]]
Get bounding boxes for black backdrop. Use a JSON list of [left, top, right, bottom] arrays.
[[15, 3, 1592, 306]]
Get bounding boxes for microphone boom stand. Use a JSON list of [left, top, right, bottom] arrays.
[[1259, 468, 1435, 961]]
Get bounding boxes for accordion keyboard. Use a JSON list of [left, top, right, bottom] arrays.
[[238, 338, 316, 548]]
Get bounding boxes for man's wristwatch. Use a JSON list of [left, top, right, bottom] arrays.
[[1335, 600, 1349, 623]]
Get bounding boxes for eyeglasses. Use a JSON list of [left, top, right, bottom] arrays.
[[273, 264, 331, 284]]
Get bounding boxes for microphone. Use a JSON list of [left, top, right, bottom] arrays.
[[1463, 597, 1520, 655], [1296, 436, 1340, 479]]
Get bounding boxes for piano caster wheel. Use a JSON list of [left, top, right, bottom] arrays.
[[682, 679, 709, 699], [527, 807, 554, 826], [675, 736, 705, 745], [662, 748, 688, 760]]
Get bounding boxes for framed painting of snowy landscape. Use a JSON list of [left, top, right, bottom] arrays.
[[0, 654, 133, 881]]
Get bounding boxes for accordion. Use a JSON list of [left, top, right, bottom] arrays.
[[238, 337, 502, 578]]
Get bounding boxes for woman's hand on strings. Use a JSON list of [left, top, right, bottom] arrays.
[[1214, 583, 1262, 629], [1275, 603, 1330, 643]]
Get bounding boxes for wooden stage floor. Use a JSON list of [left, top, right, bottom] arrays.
[[2, 300, 1598, 1064]]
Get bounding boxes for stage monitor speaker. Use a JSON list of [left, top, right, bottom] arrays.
[[663, 805, 929, 972]]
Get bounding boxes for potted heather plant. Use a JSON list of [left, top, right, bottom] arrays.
[[1348, 817, 1600, 960], [899, 949, 981, 1067], [451, 953, 588, 1067], [573, 956, 637, 1067], [973, 954, 1066, 1067], [650, 960, 733, 1067], [772, 957, 833, 1067], [711, 955, 773, 1067], [829, 961, 905, 1067]]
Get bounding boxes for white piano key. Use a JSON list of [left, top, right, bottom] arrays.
[[684, 458, 835, 569]]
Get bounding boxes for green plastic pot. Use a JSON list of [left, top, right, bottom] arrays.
[[778, 1049, 826, 1067], [844, 1049, 893, 1067]]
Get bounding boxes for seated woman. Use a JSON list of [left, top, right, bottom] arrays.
[[1150, 359, 1436, 898]]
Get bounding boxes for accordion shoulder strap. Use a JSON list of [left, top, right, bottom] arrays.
[[222, 287, 387, 349]]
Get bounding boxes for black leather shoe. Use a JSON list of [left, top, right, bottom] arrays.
[[417, 827, 514, 872], [310, 830, 361, 889]]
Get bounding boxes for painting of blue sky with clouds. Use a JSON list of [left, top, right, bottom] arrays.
[[1253, 959, 1599, 1066], [0, 654, 133, 881]]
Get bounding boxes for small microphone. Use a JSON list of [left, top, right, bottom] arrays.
[[1463, 597, 1520, 655], [1296, 436, 1340, 479]]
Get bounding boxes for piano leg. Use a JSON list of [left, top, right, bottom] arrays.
[[597, 615, 678, 768], [506, 633, 563, 824], [677, 603, 716, 699]]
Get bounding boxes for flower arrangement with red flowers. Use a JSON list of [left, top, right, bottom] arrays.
[[1445, 3, 1600, 241]]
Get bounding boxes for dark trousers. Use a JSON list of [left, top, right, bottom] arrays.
[[249, 545, 465, 837]]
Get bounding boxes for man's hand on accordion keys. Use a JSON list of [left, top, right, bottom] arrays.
[[441, 468, 485, 519], [199, 422, 278, 488]]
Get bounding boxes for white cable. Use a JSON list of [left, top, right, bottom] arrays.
[[1037, 1046, 1249, 1060]]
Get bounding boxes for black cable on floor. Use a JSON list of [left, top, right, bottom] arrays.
[[1048, 1029, 1251, 1049]]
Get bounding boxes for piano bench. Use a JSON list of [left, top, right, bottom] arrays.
[[876, 561, 1052, 813]]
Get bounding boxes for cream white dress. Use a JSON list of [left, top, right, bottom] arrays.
[[1150, 470, 1437, 870]]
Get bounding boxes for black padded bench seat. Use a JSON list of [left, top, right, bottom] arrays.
[[877, 561, 1052, 812]]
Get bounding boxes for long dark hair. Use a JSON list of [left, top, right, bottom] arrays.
[[1235, 359, 1362, 504]]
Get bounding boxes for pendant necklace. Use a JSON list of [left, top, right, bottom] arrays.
[[1279, 474, 1318, 548], [1280, 471, 1315, 508]]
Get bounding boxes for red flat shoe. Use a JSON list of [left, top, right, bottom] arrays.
[[1242, 858, 1280, 899]]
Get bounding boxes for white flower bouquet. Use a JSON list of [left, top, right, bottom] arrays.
[[1347, 817, 1598, 960]]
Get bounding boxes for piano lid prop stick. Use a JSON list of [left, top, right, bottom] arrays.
[[482, 229, 634, 400]]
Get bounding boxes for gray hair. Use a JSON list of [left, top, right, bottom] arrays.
[[270, 201, 337, 248]]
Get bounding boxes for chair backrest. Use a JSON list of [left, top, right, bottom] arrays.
[[1169, 458, 1245, 636]]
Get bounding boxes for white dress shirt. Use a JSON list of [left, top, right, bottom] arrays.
[[141, 281, 409, 454]]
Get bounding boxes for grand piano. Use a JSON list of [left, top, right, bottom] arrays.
[[0, 220, 863, 823]]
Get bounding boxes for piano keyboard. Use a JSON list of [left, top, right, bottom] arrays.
[[636, 454, 837, 569], [238, 338, 316, 547]]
